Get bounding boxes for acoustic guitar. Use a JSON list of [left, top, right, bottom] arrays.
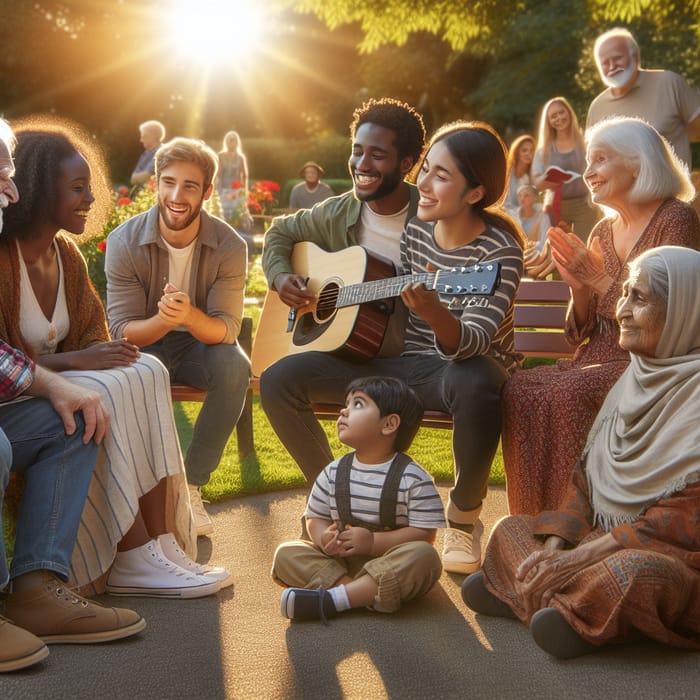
[[251, 242, 500, 376]]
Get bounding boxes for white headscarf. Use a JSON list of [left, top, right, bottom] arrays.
[[584, 246, 700, 530]]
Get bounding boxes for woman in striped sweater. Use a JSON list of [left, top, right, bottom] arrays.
[[398, 121, 525, 573]]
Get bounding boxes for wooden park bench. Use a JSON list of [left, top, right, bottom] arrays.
[[170, 278, 574, 458]]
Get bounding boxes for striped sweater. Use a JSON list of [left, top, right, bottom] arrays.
[[306, 453, 446, 530], [400, 217, 523, 373]]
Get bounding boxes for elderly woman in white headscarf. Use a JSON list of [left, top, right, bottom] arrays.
[[463, 246, 700, 659]]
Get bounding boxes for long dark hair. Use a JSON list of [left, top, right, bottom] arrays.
[[424, 120, 525, 248]]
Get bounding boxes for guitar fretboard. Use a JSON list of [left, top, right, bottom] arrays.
[[337, 273, 436, 308]]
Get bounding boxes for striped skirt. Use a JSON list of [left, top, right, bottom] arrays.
[[61, 353, 195, 590]]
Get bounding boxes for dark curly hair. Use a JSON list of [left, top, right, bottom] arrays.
[[3, 115, 112, 241], [350, 98, 426, 166], [344, 376, 424, 452]]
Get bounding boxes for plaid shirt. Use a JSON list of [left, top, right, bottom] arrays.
[[0, 340, 35, 402]]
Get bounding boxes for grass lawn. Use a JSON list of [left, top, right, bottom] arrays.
[[175, 395, 505, 502]]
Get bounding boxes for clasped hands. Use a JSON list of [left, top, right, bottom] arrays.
[[321, 522, 374, 558], [158, 281, 193, 327]]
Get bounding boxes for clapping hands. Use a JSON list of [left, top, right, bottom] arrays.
[[548, 227, 610, 295]]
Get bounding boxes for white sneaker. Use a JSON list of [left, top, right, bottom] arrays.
[[189, 484, 214, 536], [157, 533, 233, 589], [106, 539, 221, 598], [442, 520, 484, 575]]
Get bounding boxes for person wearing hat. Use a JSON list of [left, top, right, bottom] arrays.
[[288, 161, 335, 211]]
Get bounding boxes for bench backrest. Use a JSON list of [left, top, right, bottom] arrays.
[[513, 278, 572, 359]]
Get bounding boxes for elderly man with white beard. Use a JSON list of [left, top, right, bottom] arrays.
[[586, 27, 700, 168]]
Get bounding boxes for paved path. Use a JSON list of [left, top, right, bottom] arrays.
[[2, 486, 699, 699]]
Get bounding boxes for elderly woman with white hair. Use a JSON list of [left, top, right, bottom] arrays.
[[502, 117, 700, 516], [466, 246, 700, 658]]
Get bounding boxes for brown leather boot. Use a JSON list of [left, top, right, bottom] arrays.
[[4, 572, 146, 644], [0, 615, 49, 672]]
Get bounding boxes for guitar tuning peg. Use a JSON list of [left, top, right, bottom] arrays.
[[443, 285, 454, 293]]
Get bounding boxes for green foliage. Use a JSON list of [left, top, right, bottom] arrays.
[[285, 0, 521, 53], [79, 185, 157, 304], [590, 0, 700, 24], [245, 257, 269, 299], [241, 135, 350, 186], [469, 0, 593, 132]]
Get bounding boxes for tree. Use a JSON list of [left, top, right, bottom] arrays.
[[3, 0, 700, 178], [285, 0, 700, 52]]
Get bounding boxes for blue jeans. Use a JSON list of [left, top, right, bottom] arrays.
[[260, 352, 509, 513], [144, 332, 251, 485], [0, 399, 97, 587]]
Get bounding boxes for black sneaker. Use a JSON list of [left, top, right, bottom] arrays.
[[530, 608, 599, 659], [461, 572, 517, 619], [280, 587, 338, 622]]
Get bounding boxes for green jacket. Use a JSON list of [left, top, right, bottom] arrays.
[[262, 183, 420, 287]]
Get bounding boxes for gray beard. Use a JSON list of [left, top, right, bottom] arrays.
[[602, 65, 637, 90]]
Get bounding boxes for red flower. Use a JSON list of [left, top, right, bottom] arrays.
[[117, 197, 132, 206], [118, 186, 129, 195], [231, 181, 241, 189], [258, 180, 280, 192], [97, 240, 107, 253]]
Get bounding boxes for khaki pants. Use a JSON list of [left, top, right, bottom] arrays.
[[272, 540, 442, 613]]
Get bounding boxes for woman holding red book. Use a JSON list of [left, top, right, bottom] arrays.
[[532, 97, 600, 243]]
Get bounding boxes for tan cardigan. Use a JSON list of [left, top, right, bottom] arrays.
[[0, 233, 109, 358]]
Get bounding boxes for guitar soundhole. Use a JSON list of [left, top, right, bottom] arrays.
[[315, 282, 339, 322]]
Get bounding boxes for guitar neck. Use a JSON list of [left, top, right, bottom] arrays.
[[336, 272, 434, 308]]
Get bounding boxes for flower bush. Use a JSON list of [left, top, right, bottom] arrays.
[[79, 183, 157, 303], [247, 180, 280, 216], [220, 179, 280, 231]]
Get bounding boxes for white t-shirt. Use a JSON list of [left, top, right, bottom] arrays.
[[355, 202, 409, 266], [162, 236, 197, 331]]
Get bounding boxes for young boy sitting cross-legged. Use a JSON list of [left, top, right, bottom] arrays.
[[272, 376, 446, 621]]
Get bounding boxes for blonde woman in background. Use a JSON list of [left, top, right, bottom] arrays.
[[216, 130, 250, 227], [533, 97, 600, 240]]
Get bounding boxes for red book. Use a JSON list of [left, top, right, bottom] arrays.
[[542, 166, 581, 184]]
